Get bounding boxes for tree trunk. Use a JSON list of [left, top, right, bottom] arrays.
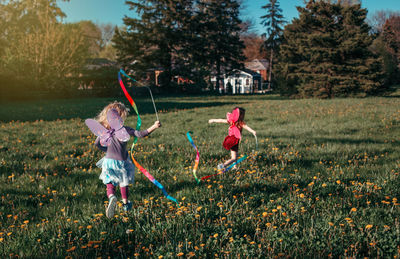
[[216, 58, 221, 92], [268, 49, 273, 90]]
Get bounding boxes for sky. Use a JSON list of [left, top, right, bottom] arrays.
[[57, 0, 400, 34]]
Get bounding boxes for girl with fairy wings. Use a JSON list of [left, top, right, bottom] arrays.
[[208, 107, 256, 171], [85, 101, 161, 218]]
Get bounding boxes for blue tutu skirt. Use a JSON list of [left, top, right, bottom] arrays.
[[96, 157, 135, 187]]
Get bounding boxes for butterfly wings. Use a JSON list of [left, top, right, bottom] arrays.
[[107, 109, 130, 142], [85, 109, 130, 146], [226, 108, 240, 123], [228, 125, 241, 139], [226, 108, 241, 139]]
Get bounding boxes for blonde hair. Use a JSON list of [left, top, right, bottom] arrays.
[[96, 101, 130, 129]]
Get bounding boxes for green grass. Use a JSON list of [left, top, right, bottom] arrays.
[[0, 95, 399, 258]]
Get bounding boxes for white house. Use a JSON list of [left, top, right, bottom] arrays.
[[211, 69, 262, 94]]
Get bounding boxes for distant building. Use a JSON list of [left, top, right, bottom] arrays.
[[125, 58, 270, 93], [211, 69, 262, 94], [245, 59, 269, 80], [245, 59, 269, 91]]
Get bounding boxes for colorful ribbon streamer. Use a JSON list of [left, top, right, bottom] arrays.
[[119, 69, 159, 121], [118, 70, 178, 205], [186, 131, 200, 184], [200, 155, 248, 181]]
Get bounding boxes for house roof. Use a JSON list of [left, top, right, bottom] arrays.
[[242, 68, 261, 77], [245, 59, 269, 71], [226, 69, 261, 78]]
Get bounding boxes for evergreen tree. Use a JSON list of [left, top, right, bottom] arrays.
[[196, 0, 245, 90], [382, 16, 400, 60], [113, 0, 194, 87], [380, 16, 400, 84], [277, 0, 384, 98], [260, 0, 285, 90], [114, 0, 245, 90]]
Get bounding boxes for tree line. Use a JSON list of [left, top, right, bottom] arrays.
[[113, 0, 245, 92], [0, 0, 118, 99], [1, 0, 399, 100], [274, 0, 400, 98]]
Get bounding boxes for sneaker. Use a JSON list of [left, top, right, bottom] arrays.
[[106, 195, 117, 218], [217, 164, 225, 170], [123, 201, 132, 212]]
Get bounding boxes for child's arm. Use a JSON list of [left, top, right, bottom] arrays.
[[126, 121, 161, 137], [243, 124, 256, 136], [208, 119, 228, 124], [146, 121, 161, 134]]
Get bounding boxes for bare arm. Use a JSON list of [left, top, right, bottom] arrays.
[[208, 119, 228, 124], [243, 124, 256, 136], [126, 121, 161, 137], [146, 121, 161, 134]]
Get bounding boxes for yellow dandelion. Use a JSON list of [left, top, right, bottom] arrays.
[[365, 224, 373, 230]]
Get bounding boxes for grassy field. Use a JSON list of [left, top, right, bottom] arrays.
[[0, 94, 399, 258]]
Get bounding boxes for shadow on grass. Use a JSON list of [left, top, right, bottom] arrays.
[[0, 98, 242, 122], [383, 85, 400, 98], [312, 137, 392, 145], [383, 95, 400, 98]]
